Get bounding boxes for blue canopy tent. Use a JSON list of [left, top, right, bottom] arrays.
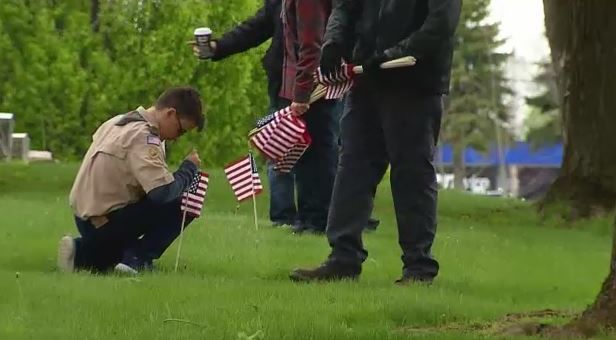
[[434, 142, 562, 167], [434, 142, 563, 199]]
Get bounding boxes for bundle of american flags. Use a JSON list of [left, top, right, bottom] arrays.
[[249, 107, 311, 173], [181, 171, 210, 217], [314, 63, 356, 100], [224, 153, 263, 202]]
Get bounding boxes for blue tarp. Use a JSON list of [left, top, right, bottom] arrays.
[[435, 142, 563, 167]]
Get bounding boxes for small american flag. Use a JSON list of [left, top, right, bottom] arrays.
[[249, 107, 308, 161], [315, 63, 355, 99], [224, 154, 263, 202], [181, 171, 209, 217]]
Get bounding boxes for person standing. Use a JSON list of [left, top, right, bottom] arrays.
[[290, 0, 461, 283], [278, 0, 338, 234]]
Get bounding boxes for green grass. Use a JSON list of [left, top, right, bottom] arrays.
[[0, 162, 613, 339]]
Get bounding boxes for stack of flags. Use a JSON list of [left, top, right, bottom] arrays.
[[249, 107, 311, 173]]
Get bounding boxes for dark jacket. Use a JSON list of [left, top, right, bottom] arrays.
[[324, 0, 461, 94], [212, 0, 284, 100]]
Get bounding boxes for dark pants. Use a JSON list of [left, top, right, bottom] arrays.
[[74, 198, 193, 272], [327, 80, 442, 279], [267, 98, 338, 230], [267, 161, 297, 225]]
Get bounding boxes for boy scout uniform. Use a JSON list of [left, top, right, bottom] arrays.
[[70, 107, 173, 227]]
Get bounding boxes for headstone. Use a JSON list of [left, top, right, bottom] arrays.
[[11, 133, 30, 161], [0, 113, 14, 160]]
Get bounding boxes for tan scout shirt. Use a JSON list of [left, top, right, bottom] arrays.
[[69, 107, 174, 220]]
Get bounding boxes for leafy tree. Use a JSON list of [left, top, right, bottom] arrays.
[[524, 59, 561, 147], [0, 0, 267, 165], [442, 0, 512, 189]]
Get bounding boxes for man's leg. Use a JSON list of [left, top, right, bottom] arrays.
[[294, 99, 338, 232], [334, 96, 380, 233], [290, 82, 388, 281], [326, 84, 388, 264], [378, 88, 442, 282], [267, 162, 297, 226]]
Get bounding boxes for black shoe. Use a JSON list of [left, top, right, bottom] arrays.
[[290, 261, 361, 282], [271, 221, 293, 228], [290, 222, 307, 234], [291, 222, 325, 235], [394, 275, 434, 286], [364, 217, 380, 231]]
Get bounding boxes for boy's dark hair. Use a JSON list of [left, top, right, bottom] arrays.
[[155, 86, 205, 131]]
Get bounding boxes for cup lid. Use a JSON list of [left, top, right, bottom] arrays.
[[194, 27, 212, 35]]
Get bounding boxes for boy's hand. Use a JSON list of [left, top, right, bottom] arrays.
[[185, 149, 201, 168]]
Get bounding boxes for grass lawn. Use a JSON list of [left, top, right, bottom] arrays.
[[0, 162, 613, 339]]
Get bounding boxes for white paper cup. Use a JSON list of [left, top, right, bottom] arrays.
[[194, 27, 213, 59]]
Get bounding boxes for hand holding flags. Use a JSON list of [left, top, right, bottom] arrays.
[[313, 56, 418, 100], [248, 56, 417, 172]]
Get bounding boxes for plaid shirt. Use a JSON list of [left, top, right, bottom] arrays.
[[280, 0, 331, 103]]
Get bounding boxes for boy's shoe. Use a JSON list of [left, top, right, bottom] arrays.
[[114, 256, 154, 275], [114, 263, 139, 275], [57, 236, 76, 273]]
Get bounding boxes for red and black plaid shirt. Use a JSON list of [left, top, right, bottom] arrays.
[[280, 0, 331, 103]]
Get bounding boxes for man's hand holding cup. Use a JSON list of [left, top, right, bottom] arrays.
[[192, 27, 215, 59]]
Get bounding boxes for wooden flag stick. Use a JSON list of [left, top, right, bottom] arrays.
[[174, 207, 189, 272], [252, 189, 259, 231]]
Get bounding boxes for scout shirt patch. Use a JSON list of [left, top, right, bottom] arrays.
[[147, 135, 161, 146], [147, 146, 160, 159]]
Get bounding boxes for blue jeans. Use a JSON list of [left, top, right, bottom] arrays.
[[267, 162, 296, 225], [267, 98, 339, 230], [73, 198, 193, 272]]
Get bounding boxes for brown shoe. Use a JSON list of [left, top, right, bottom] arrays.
[[289, 261, 361, 282]]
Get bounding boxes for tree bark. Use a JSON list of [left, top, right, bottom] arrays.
[[541, 1, 616, 219], [561, 218, 616, 337], [91, 0, 100, 32]]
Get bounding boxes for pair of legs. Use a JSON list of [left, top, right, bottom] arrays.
[[66, 198, 193, 273], [267, 98, 339, 232], [292, 80, 442, 281]]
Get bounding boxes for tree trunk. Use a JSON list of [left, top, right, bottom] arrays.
[[541, 1, 616, 219], [91, 0, 100, 32], [453, 143, 466, 190], [563, 218, 616, 336]]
